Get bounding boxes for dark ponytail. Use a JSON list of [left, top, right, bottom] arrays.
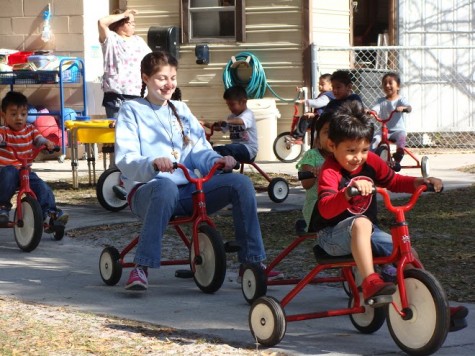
[[167, 100, 190, 146]]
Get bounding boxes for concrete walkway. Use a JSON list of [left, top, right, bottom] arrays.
[[0, 152, 474, 355]]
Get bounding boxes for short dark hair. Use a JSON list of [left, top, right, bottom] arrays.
[[109, 9, 129, 33], [319, 73, 332, 82], [382, 72, 401, 86], [223, 86, 247, 101], [1, 91, 28, 112], [314, 110, 332, 136], [328, 100, 374, 146], [330, 70, 353, 86]]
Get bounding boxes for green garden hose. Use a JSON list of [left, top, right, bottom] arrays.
[[222, 51, 297, 102]]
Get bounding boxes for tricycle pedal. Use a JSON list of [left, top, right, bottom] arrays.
[[224, 240, 241, 253], [366, 294, 393, 308]]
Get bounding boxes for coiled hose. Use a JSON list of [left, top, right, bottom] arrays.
[[222, 51, 297, 102]]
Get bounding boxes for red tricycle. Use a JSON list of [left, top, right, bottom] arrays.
[[272, 88, 312, 163], [246, 184, 451, 355], [203, 122, 289, 203], [369, 109, 429, 176], [0, 144, 64, 252], [98, 162, 229, 294]]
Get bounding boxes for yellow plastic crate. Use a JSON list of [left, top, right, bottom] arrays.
[[65, 120, 115, 143]]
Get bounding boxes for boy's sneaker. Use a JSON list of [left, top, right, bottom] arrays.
[[45, 210, 69, 233], [0, 208, 9, 224], [237, 263, 284, 284], [362, 273, 396, 307], [125, 267, 148, 291], [380, 264, 397, 282], [54, 210, 69, 226]]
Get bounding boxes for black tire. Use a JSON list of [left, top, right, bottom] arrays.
[[241, 264, 267, 305], [421, 156, 430, 178], [267, 178, 289, 203], [99, 246, 123, 286], [14, 196, 43, 252], [190, 225, 226, 294], [273, 132, 304, 163], [349, 294, 386, 334], [96, 168, 128, 212], [249, 296, 286, 347], [375, 144, 390, 164], [386, 269, 450, 355], [53, 226, 65, 241]]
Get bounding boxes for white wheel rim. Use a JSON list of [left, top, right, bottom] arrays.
[[388, 277, 437, 349], [14, 202, 36, 246], [192, 232, 215, 286], [351, 293, 375, 327], [275, 136, 301, 160], [100, 252, 114, 280], [242, 269, 257, 300], [250, 302, 275, 341], [102, 171, 127, 208], [379, 146, 390, 162], [272, 181, 288, 200]]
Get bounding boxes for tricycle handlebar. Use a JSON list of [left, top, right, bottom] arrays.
[[174, 162, 224, 185], [348, 184, 436, 214], [369, 108, 410, 124]]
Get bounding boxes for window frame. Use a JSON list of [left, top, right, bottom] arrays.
[[181, 0, 246, 43]]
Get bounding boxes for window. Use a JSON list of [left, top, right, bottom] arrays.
[[181, 0, 245, 43]]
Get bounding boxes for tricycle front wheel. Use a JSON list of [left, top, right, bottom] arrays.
[[190, 225, 226, 294], [386, 269, 449, 355]]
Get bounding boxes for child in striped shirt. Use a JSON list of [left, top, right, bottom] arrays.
[[0, 91, 68, 229]]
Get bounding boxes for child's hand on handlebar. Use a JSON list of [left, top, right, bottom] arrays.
[[415, 177, 443, 192], [45, 140, 55, 151], [215, 156, 236, 172], [396, 106, 412, 113], [345, 176, 374, 199], [153, 157, 175, 173]]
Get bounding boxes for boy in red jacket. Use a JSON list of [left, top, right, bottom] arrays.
[[313, 100, 467, 330]]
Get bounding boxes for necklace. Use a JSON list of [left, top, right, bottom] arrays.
[[146, 99, 180, 160]]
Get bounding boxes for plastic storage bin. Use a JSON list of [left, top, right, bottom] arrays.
[[7, 51, 33, 65]]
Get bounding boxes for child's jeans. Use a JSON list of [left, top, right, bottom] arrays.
[[316, 215, 393, 257], [213, 143, 253, 163], [371, 130, 407, 151], [129, 172, 266, 268], [0, 165, 57, 219]]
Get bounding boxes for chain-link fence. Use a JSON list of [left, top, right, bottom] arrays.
[[312, 45, 475, 151]]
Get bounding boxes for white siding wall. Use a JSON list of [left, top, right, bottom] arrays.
[[399, 0, 475, 132], [311, 0, 351, 76]]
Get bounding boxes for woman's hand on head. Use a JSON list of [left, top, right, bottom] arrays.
[[153, 157, 174, 173], [124, 9, 138, 17], [215, 156, 237, 172]]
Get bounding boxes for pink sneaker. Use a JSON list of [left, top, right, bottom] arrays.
[[237, 263, 284, 284], [125, 267, 148, 291]]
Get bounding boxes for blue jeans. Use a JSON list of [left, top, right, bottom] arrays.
[[0, 165, 57, 219], [130, 172, 266, 268], [213, 144, 253, 163], [105, 107, 119, 119], [317, 216, 393, 257]]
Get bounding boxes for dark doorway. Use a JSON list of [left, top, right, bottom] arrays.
[[352, 0, 395, 46]]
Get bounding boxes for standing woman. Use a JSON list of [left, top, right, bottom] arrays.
[[114, 52, 268, 291], [98, 9, 152, 118]]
